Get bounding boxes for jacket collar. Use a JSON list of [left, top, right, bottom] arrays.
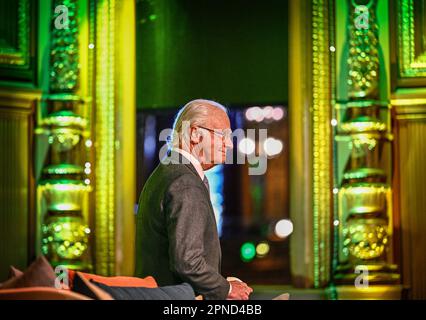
[[165, 149, 203, 180]]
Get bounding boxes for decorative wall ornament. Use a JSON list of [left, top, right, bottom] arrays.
[[49, 0, 79, 92], [334, 0, 399, 285], [0, 0, 35, 81], [37, 0, 92, 270], [347, 0, 380, 99], [397, 0, 426, 79], [0, 0, 30, 66]]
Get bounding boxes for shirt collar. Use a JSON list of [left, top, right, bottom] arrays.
[[173, 148, 205, 180]]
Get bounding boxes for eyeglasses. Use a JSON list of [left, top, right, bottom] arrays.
[[197, 125, 232, 141]]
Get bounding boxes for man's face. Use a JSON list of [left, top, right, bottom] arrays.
[[193, 108, 233, 170]]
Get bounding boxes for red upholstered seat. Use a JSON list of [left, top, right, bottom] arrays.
[[67, 270, 158, 289], [0, 287, 91, 300]]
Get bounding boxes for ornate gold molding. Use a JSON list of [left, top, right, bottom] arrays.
[[94, 0, 116, 275], [0, 0, 30, 67], [312, 0, 333, 288], [397, 0, 426, 79]]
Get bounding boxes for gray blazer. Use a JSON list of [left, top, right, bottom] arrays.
[[135, 151, 230, 300]]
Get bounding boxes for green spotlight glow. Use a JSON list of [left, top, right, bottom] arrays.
[[240, 242, 256, 262]]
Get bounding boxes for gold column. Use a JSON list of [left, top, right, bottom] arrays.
[[311, 0, 333, 288], [289, 0, 314, 288], [289, 0, 333, 288], [333, 0, 400, 297], [94, 0, 135, 276], [114, 0, 136, 276], [36, 0, 92, 270]]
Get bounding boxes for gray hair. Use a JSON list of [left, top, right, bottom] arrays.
[[169, 99, 228, 149]]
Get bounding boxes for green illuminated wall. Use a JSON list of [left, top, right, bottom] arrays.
[[136, 0, 288, 108]]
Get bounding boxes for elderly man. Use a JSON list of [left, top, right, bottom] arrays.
[[135, 99, 253, 300]]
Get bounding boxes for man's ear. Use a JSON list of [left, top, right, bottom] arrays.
[[190, 127, 202, 144]]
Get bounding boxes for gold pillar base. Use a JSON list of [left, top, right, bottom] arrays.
[[335, 285, 403, 300], [334, 263, 400, 285]]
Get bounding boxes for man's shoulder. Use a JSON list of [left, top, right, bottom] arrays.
[[151, 161, 201, 187], [139, 163, 202, 208], [165, 164, 202, 187], [146, 163, 205, 204]]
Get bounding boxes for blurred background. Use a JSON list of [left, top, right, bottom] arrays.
[[136, 0, 291, 286], [1, 0, 426, 299]]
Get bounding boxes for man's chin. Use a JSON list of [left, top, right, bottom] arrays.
[[216, 156, 227, 165], [203, 161, 225, 171]]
